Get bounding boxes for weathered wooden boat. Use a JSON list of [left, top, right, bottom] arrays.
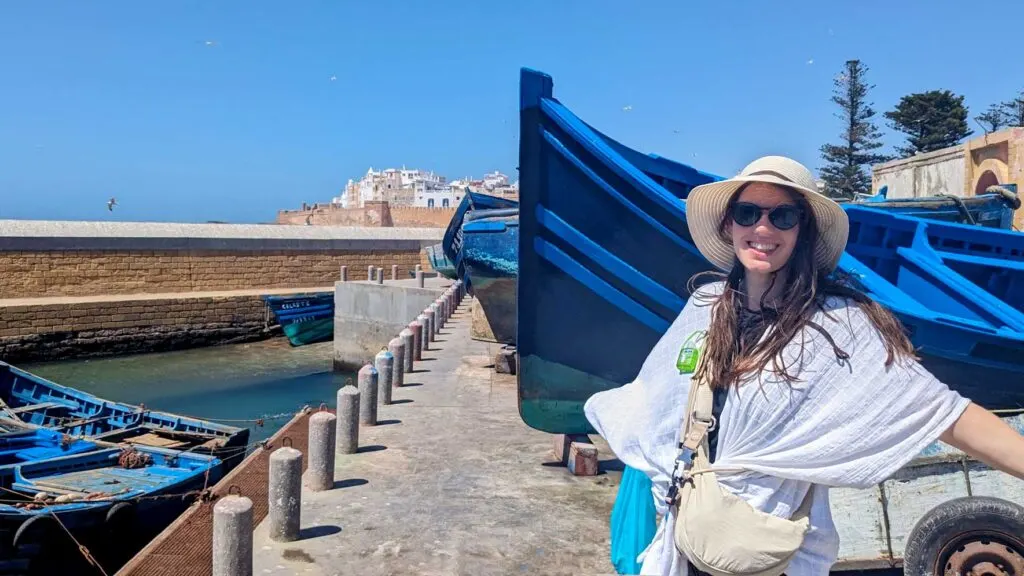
[[263, 292, 334, 346], [459, 208, 519, 344], [441, 190, 519, 291], [518, 67, 1024, 571], [0, 361, 250, 472], [849, 185, 1020, 229], [0, 441, 221, 574], [425, 243, 458, 280]]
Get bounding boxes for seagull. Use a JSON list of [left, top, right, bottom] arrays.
[[107, 197, 117, 211], [204, 40, 217, 47], [622, 105, 633, 112], [329, 75, 337, 81], [807, 59, 814, 65]]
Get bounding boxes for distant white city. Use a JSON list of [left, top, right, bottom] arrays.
[[333, 167, 518, 209]]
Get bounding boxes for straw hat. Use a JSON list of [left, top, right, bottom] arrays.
[[686, 155, 849, 272]]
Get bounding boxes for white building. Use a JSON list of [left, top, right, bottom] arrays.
[[334, 166, 449, 208]]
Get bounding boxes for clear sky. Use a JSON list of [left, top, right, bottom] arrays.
[[2, 0, 1022, 223]]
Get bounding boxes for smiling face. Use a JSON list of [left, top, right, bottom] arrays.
[[729, 182, 802, 277]]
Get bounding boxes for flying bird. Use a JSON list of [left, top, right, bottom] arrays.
[[807, 59, 814, 65], [107, 197, 117, 212], [204, 40, 217, 47], [622, 105, 633, 112], [329, 75, 337, 81]]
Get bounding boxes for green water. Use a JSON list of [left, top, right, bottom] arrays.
[[22, 337, 353, 445]]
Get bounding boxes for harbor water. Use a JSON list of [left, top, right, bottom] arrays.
[[23, 337, 353, 446]]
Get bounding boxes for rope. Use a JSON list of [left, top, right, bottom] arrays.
[[47, 509, 110, 576]]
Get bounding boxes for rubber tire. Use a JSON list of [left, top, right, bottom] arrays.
[[988, 185, 1022, 210], [903, 496, 1024, 576]]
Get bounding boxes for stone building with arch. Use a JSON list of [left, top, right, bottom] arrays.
[[871, 127, 1024, 229]]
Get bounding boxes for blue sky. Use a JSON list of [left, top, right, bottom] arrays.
[[1, 0, 1022, 223]]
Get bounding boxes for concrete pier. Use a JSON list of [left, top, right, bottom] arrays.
[[251, 297, 619, 575]]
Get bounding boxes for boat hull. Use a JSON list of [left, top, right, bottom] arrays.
[[461, 213, 519, 344], [425, 243, 458, 280], [263, 292, 334, 346], [849, 193, 1017, 229], [441, 191, 519, 290], [517, 67, 1024, 434]]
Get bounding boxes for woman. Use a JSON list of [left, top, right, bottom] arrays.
[[585, 155, 1024, 576]]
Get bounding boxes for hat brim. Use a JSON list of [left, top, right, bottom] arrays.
[[686, 174, 849, 273]]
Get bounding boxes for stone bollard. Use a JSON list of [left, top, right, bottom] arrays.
[[415, 264, 422, 273], [408, 321, 423, 361], [358, 364, 378, 425], [399, 328, 415, 373], [268, 447, 302, 542], [416, 314, 430, 352], [423, 308, 436, 342], [374, 349, 394, 405], [430, 302, 441, 333], [340, 265, 348, 282], [367, 265, 375, 281], [388, 336, 405, 388], [415, 269, 424, 288], [305, 411, 336, 491], [391, 264, 398, 280], [376, 267, 384, 285], [336, 385, 360, 454], [213, 495, 253, 576]]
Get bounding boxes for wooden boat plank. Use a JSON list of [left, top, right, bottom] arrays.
[[882, 461, 970, 559], [124, 432, 189, 449], [831, 485, 891, 566]]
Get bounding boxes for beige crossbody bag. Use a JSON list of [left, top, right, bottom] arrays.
[[667, 363, 814, 576]]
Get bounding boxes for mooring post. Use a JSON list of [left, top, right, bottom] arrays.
[[423, 308, 436, 342], [408, 320, 423, 361], [336, 385, 359, 454], [268, 447, 302, 542], [374, 349, 394, 405], [367, 265, 375, 281], [340, 265, 348, 282], [415, 315, 430, 353], [358, 364, 378, 425], [399, 328, 415, 373], [212, 495, 253, 576], [391, 264, 398, 280], [429, 302, 441, 333], [376, 267, 384, 285], [388, 336, 405, 388], [306, 411, 336, 492], [439, 297, 448, 324], [415, 269, 424, 288], [415, 264, 422, 273]]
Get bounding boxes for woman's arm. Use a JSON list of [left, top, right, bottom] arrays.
[[940, 402, 1024, 480]]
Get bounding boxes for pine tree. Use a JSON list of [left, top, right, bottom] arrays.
[[884, 90, 972, 157], [976, 104, 1005, 133], [819, 60, 890, 199], [1000, 90, 1024, 127]]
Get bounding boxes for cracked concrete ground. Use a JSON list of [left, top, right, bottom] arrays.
[[252, 298, 622, 576]]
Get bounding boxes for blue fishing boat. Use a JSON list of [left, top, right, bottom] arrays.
[[0, 361, 250, 472], [848, 185, 1020, 229], [516, 67, 1024, 434], [263, 292, 335, 346], [0, 441, 220, 573], [441, 190, 519, 291], [460, 208, 519, 344], [425, 243, 458, 280]]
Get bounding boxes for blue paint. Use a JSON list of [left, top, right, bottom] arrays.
[[516, 67, 1024, 434], [263, 292, 335, 346]]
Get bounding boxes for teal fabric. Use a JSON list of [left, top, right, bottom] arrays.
[[610, 465, 658, 574]]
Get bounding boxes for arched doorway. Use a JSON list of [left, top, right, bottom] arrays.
[[974, 170, 1000, 196]]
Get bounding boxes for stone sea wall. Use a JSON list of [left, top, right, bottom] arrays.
[[0, 220, 444, 362]]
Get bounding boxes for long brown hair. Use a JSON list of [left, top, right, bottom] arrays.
[[688, 185, 916, 390]]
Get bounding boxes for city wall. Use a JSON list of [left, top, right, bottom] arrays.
[[275, 201, 457, 229], [0, 220, 443, 362]]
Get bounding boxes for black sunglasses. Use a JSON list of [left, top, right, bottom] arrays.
[[731, 201, 802, 230]]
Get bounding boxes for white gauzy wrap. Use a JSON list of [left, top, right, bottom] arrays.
[[584, 281, 970, 576]]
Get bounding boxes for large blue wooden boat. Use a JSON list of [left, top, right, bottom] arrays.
[[263, 292, 335, 346], [0, 438, 220, 573], [516, 67, 1024, 434], [848, 186, 1019, 229], [460, 208, 519, 344], [441, 190, 519, 291], [0, 361, 250, 471]]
